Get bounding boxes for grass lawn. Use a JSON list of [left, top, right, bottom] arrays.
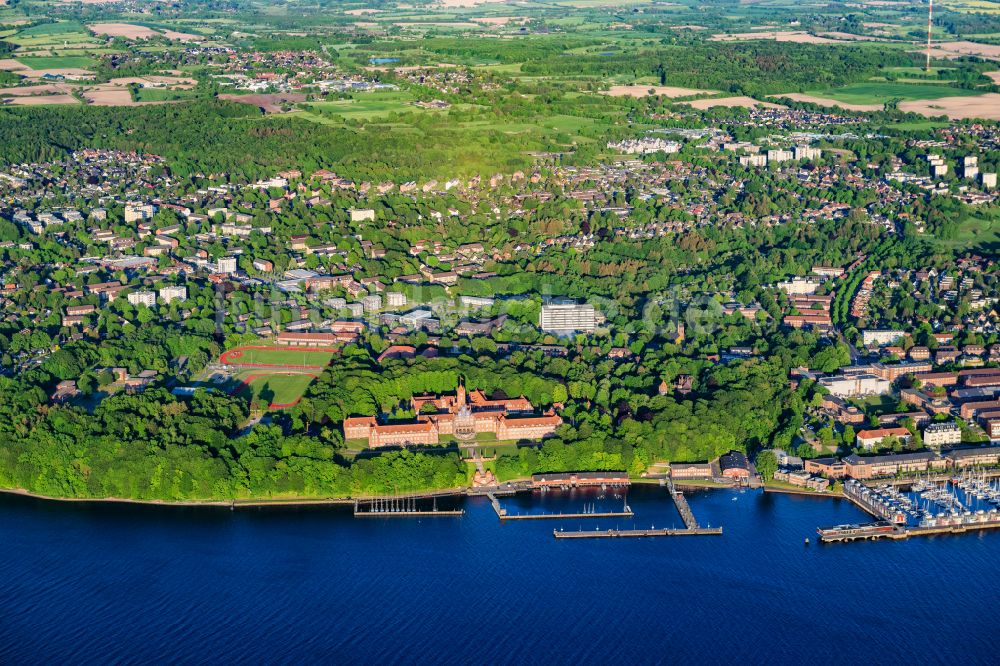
[[220, 346, 336, 368], [808, 82, 980, 104], [238, 372, 316, 408], [16, 55, 97, 70], [300, 90, 424, 120]]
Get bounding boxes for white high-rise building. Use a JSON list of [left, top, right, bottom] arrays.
[[767, 149, 793, 163], [217, 256, 237, 274], [794, 145, 822, 161], [159, 285, 187, 304], [127, 291, 156, 308]]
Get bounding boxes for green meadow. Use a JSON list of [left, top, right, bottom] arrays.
[[16, 55, 97, 70], [808, 82, 981, 104]]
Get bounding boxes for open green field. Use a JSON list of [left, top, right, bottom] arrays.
[[133, 87, 209, 102], [237, 372, 317, 409], [808, 82, 981, 104], [299, 91, 423, 120], [15, 21, 88, 37], [16, 55, 97, 70], [936, 209, 1000, 251]]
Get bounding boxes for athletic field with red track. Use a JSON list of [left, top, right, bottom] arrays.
[[220, 346, 337, 409]]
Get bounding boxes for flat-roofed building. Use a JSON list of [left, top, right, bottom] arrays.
[[539, 301, 597, 334], [805, 457, 848, 479], [819, 372, 891, 398], [862, 329, 905, 348], [127, 290, 156, 308]]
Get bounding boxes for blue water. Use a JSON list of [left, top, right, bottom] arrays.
[[369, 57, 399, 65], [2, 486, 998, 664]]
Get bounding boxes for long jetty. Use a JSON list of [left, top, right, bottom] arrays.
[[554, 526, 723, 539], [667, 479, 699, 529]]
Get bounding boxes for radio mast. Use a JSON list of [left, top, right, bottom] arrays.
[[926, 0, 933, 73]]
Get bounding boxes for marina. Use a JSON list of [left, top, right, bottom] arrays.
[[818, 472, 1000, 543], [353, 496, 463, 517], [553, 526, 724, 539]]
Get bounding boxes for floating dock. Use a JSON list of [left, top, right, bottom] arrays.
[[818, 519, 1000, 543], [554, 527, 723, 539], [501, 509, 634, 521]]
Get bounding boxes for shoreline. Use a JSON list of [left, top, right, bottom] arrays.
[[0, 487, 460, 509], [1, 482, 834, 510]]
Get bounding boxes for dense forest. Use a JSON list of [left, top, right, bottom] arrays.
[[0, 101, 535, 182]]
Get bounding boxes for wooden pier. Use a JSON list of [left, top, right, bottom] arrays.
[[554, 527, 723, 539], [666, 479, 703, 529]]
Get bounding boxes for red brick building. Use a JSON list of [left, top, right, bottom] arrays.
[[343, 382, 562, 449]]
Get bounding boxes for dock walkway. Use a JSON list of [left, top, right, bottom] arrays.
[[554, 527, 723, 539], [667, 479, 699, 529]]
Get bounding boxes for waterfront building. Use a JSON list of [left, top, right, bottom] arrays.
[[670, 462, 713, 480], [719, 451, 750, 481], [804, 457, 848, 479], [531, 472, 629, 488], [843, 452, 945, 480], [943, 445, 1000, 468]]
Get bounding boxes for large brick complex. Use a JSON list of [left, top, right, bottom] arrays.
[[343, 383, 562, 448]]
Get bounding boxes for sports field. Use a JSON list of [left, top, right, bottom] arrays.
[[219, 345, 337, 369], [236, 371, 318, 409]]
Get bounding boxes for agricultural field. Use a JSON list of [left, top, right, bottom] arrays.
[[940, 0, 1000, 14], [805, 82, 982, 105], [15, 55, 96, 70]]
